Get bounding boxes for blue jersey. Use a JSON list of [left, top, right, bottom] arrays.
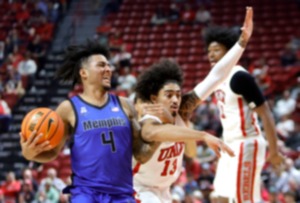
[[68, 94, 133, 196]]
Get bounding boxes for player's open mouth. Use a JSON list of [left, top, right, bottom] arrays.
[[171, 106, 178, 111], [103, 77, 110, 82]]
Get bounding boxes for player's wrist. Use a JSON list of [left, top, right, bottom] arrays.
[[238, 38, 247, 48]]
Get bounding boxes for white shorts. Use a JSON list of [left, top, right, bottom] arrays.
[[134, 185, 172, 203], [213, 136, 266, 203]]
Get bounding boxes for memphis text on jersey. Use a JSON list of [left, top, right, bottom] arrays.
[[82, 118, 126, 131]]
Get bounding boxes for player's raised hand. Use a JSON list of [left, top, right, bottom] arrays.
[[203, 133, 235, 158], [20, 131, 52, 160], [238, 6, 253, 48]]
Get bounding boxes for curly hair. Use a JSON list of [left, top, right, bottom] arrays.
[[135, 59, 183, 102], [203, 26, 239, 50], [55, 40, 110, 85]]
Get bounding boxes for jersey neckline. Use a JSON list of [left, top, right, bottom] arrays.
[[76, 94, 111, 110]]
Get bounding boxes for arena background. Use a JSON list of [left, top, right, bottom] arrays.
[[0, 0, 300, 202]]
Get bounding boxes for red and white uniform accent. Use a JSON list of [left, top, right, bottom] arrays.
[[213, 66, 267, 203], [133, 115, 186, 203], [214, 65, 261, 143]]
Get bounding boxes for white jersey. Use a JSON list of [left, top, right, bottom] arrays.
[[133, 141, 185, 188], [214, 65, 261, 142], [133, 116, 185, 189]]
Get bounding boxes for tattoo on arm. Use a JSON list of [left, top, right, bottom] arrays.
[[132, 119, 161, 164], [179, 91, 201, 121]]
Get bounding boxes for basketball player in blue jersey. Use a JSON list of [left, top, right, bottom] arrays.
[[19, 41, 159, 203]]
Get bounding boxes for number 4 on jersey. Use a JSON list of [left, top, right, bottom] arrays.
[[101, 131, 116, 152]]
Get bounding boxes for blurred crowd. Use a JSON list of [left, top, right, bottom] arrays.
[[0, 167, 70, 203], [0, 0, 69, 132]]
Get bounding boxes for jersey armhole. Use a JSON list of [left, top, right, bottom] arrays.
[[67, 98, 78, 149]]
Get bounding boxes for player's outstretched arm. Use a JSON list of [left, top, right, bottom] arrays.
[[179, 7, 253, 121], [20, 100, 70, 163], [141, 118, 234, 157], [193, 7, 253, 100]]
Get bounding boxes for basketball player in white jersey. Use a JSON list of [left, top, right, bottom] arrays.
[[133, 7, 255, 203], [203, 26, 284, 202]]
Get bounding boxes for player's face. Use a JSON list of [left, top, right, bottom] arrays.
[[83, 54, 112, 90], [207, 41, 228, 67], [153, 82, 182, 117]]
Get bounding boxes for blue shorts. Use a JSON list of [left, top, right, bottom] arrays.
[[65, 186, 136, 203]]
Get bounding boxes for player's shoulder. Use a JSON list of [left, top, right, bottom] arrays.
[[56, 100, 73, 118], [229, 65, 250, 79], [118, 96, 133, 109], [57, 100, 72, 110], [118, 96, 135, 119]]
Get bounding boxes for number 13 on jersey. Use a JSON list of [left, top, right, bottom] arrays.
[[161, 159, 177, 176]]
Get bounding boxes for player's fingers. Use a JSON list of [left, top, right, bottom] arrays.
[[241, 7, 252, 34], [221, 143, 235, 157], [214, 146, 221, 158], [19, 132, 25, 144], [45, 144, 53, 151], [248, 7, 253, 24], [244, 7, 252, 27], [31, 133, 43, 146], [27, 130, 38, 144], [37, 140, 50, 149], [242, 6, 249, 27], [38, 143, 52, 153]]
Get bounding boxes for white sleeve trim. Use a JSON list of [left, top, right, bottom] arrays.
[[139, 114, 162, 124]]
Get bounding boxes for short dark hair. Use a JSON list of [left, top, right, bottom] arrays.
[[56, 40, 110, 85], [203, 26, 239, 50], [135, 59, 183, 102]]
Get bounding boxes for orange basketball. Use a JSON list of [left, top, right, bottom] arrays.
[[21, 108, 65, 148]]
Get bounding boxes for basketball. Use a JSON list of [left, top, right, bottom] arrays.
[[21, 108, 65, 148]]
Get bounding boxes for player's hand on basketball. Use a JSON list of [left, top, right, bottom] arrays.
[[266, 152, 285, 169], [203, 134, 235, 158], [20, 130, 52, 160], [238, 7, 253, 48]]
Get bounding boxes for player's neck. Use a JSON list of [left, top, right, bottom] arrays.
[[81, 87, 108, 107]]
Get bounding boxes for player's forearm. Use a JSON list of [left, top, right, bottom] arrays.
[[256, 103, 279, 154], [142, 123, 207, 142], [261, 112, 279, 154], [184, 141, 197, 158], [193, 43, 244, 100]]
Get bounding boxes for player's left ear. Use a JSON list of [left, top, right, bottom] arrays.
[[79, 68, 88, 80], [150, 94, 157, 103]]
